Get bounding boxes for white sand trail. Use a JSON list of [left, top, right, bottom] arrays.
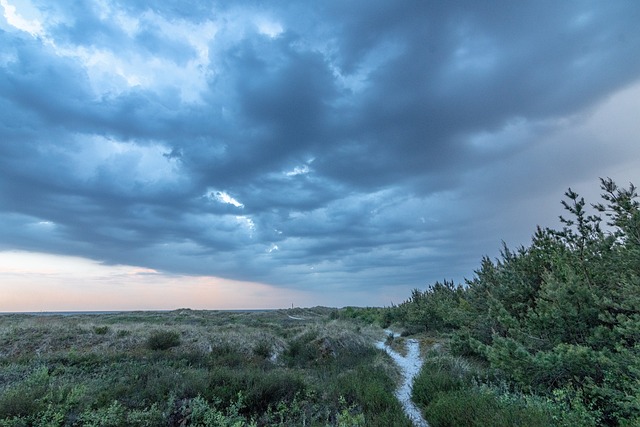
[[376, 333, 429, 427]]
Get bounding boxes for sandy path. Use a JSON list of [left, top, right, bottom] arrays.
[[376, 333, 429, 427]]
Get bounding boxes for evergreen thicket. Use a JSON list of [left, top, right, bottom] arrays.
[[389, 178, 640, 425]]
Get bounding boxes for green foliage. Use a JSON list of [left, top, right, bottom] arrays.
[[412, 356, 470, 405], [423, 388, 553, 427], [392, 179, 640, 425], [0, 366, 50, 418], [411, 353, 599, 427], [330, 306, 387, 326], [283, 330, 321, 367], [0, 312, 405, 426], [399, 280, 467, 333], [92, 326, 110, 335], [336, 365, 411, 427], [80, 400, 127, 427], [336, 396, 365, 427], [146, 330, 181, 351], [79, 399, 189, 427], [179, 394, 254, 427], [252, 337, 273, 359]]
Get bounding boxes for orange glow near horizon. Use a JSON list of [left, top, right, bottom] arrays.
[[0, 251, 314, 312]]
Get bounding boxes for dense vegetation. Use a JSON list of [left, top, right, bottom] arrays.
[[2, 178, 638, 426], [0, 309, 410, 426], [383, 179, 640, 426]]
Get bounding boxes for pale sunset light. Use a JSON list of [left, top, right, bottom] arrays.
[[0, 251, 316, 312]]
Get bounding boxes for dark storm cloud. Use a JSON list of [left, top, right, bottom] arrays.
[[1, 0, 640, 296], [314, 1, 640, 185]]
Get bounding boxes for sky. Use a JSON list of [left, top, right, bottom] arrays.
[[1, 1, 640, 311]]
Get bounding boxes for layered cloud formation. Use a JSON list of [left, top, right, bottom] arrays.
[[2, 1, 640, 298]]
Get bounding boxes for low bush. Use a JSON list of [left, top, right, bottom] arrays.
[[93, 326, 110, 335], [412, 353, 600, 427], [336, 365, 411, 427], [0, 366, 49, 418], [146, 330, 181, 351], [178, 395, 253, 427], [412, 358, 467, 405], [252, 338, 273, 360], [426, 388, 513, 427], [80, 400, 166, 427], [283, 330, 320, 367]]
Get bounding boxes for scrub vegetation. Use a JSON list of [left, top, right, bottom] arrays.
[[2, 178, 638, 426], [0, 308, 410, 426], [359, 178, 639, 426]]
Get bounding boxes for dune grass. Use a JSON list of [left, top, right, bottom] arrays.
[[0, 309, 410, 426]]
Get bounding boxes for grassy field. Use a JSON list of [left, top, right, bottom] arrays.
[[0, 308, 412, 427]]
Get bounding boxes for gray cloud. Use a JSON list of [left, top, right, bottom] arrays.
[[1, 1, 640, 299]]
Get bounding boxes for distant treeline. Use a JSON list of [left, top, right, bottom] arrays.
[[346, 178, 640, 426]]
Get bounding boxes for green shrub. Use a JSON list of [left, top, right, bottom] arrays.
[[81, 400, 126, 427], [253, 339, 272, 359], [425, 388, 559, 427], [125, 403, 165, 427], [146, 330, 181, 351], [284, 330, 320, 367], [0, 366, 49, 418], [0, 388, 42, 419], [0, 416, 30, 427], [206, 366, 306, 414], [208, 344, 245, 367], [336, 366, 411, 427], [195, 394, 258, 427], [93, 326, 110, 335], [244, 371, 306, 414], [336, 396, 366, 427], [116, 329, 131, 337], [412, 362, 465, 406], [426, 388, 501, 427], [81, 400, 165, 427]]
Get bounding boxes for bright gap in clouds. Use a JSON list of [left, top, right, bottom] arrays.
[[0, 0, 43, 37], [213, 191, 245, 208], [255, 17, 283, 38]]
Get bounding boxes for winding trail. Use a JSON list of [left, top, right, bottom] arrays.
[[376, 333, 429, 427]]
